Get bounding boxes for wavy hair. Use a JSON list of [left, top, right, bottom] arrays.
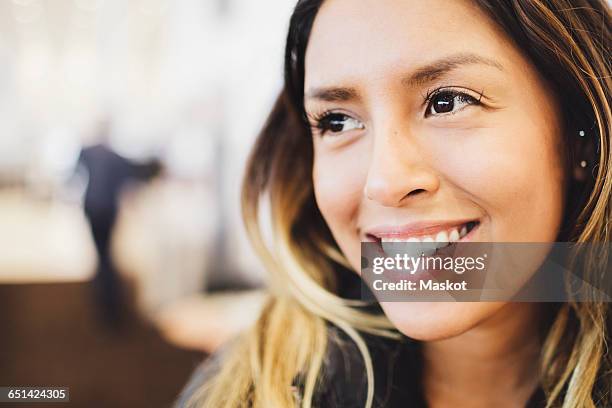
[[189, 1, 611, 407]]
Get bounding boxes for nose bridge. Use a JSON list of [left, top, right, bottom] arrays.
[[371, 124, 413, 177], [365, 119, 439, 206]]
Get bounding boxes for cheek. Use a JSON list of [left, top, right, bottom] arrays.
[[313, 143, 369, 266], [434, 116, 565, 242]]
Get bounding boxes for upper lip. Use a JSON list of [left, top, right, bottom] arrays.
[[363, 219, 478, 240]]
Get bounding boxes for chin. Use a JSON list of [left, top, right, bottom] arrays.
[[379, 301, 506, 341]]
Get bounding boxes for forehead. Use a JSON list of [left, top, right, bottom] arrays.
[[304, 0, 511, 89]]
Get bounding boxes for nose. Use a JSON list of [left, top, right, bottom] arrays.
[[364, 128, 440, 207]]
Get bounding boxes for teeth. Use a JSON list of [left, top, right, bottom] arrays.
[[377, 222, 474, 247], [381, 239, 422, 258], [381, 238, 404, 243], [434, 230, 449, 249], [420, 237, 437, 255], [380, 241, 403, 258]]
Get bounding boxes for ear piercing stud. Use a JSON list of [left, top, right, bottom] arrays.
[[578, 130, 588, 169]]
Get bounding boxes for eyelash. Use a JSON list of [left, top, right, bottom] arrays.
[[309, 87, 485, 137]]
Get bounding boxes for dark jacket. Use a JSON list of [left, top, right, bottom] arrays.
[[175, 322, 546, 408]]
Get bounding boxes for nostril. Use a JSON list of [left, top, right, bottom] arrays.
[[406, 188, 427, 197]]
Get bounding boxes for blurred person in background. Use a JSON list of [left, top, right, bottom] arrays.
[[177, 0, 612, 407], [77, 119, 162, 328]]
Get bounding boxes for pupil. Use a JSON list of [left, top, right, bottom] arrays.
[[329, 115, 346, 132], [330, 120, 344, 132], [434, 94, 454, 113]]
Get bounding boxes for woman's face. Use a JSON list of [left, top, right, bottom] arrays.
[[305, 0, 566, 340]]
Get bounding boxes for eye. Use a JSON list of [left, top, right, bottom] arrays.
[[314, 112, 365, 136], [425, 89, 481, 117]]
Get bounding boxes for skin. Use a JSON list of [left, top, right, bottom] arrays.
[[303, 0, 567, 406]]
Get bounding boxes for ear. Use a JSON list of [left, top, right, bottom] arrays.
[[572, 129, 596, 183]]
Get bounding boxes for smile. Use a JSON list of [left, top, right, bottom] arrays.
[[365, 220, 480, 250]]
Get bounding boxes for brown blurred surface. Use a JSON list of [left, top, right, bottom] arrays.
[[0, 282, 204, 408]]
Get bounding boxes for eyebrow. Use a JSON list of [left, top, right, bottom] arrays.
[[403, 53, 504, 87], [304, 53, 504, 103], [305, 86, 360, 103]]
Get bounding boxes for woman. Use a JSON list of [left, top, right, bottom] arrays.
[[180, 0, 611, 406]]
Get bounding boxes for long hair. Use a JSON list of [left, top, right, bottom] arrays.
[[190, 1, 611, 407]]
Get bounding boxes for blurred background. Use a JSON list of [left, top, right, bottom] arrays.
[[0, 0, 293, 406]]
